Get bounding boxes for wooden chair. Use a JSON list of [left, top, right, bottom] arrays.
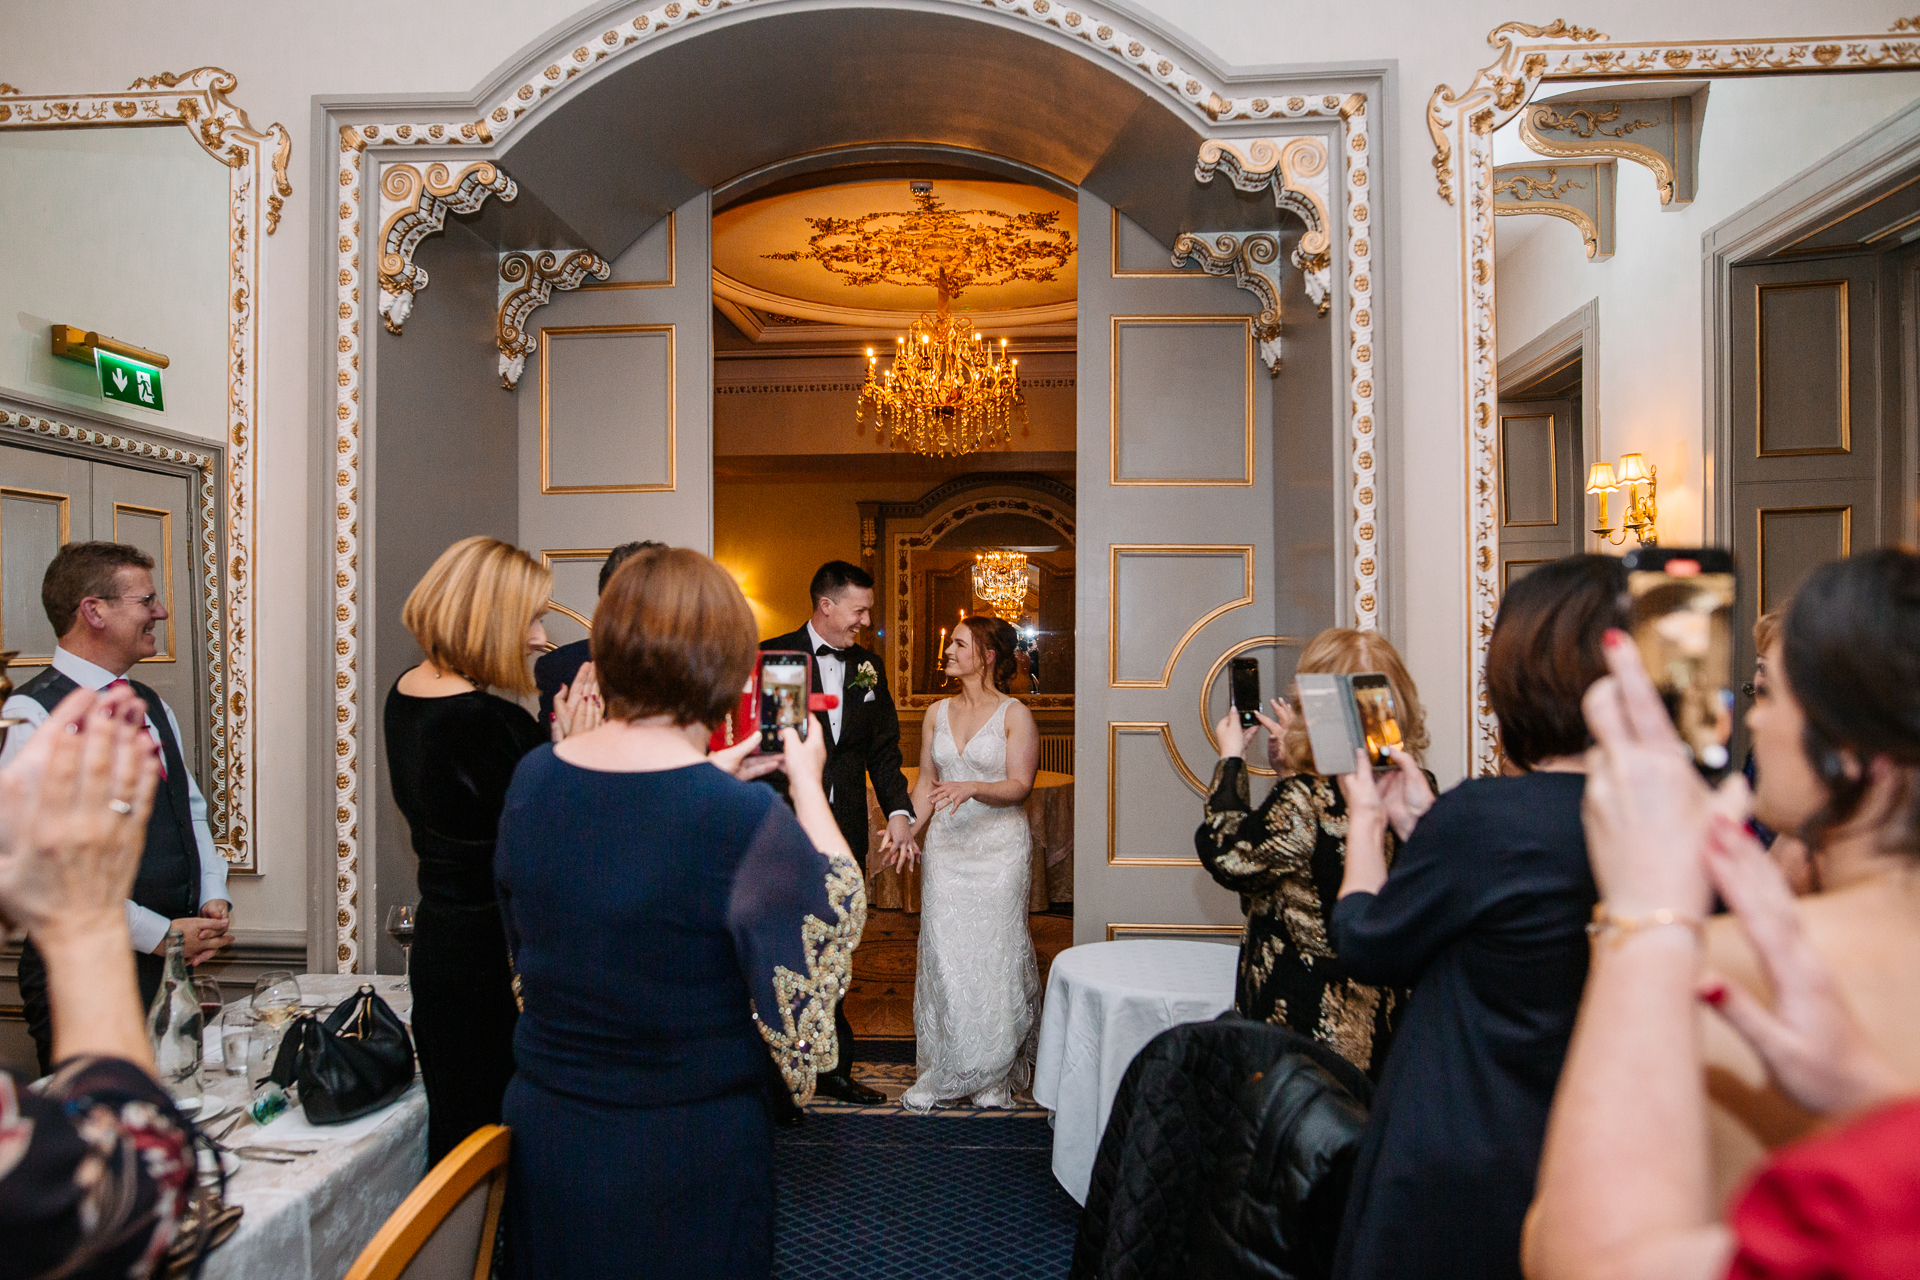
[[343, 1125, 511, 1280]]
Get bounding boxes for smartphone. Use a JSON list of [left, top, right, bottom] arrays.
[[1229, 656, 1262, 728], [1350, 673, 1403, 769], [757, 651, 811, 753], [1620, 547, 1738, 772]]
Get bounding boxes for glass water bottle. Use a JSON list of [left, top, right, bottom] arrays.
[[147, 930, 203, 1100]]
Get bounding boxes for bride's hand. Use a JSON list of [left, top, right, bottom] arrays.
[[927, 779, 979, 814]]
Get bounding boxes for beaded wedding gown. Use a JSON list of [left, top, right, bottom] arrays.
[[901, 697, 1040, 1111]]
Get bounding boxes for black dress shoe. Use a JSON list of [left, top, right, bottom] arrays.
[[814, 1070, 886, 1106]]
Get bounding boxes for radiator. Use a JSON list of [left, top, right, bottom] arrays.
[[1038, 735, 1074, 776]]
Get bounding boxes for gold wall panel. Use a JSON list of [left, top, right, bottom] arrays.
[[1197, 635, 1302, 776], [577, 211, 675, 290], [1108, 721, 1207, 866], [112, 502, 175, 663], [1756, 280, 1851, 457], [1109, 316, 1255, 486], [539, 325, 676, 494], [539, 548, 612, 639], [1757, 505, 1851, 615], [0, 486, 72, 662], [1106, 923, 1242, 942], [1108, 545, 1254, 688], [1109, 208, 1204, 278], [1499, 412, 1558, 527], [1501, 557, 1556, 593]]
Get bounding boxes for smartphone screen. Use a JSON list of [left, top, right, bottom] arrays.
[[1230, 656, 1261, 728], [1350, 673, 1402, 768], [1621, 548, 1737, 772], [758, 652, 810, 752]]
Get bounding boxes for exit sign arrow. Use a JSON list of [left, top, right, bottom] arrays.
[[96, 350, 164, 412]]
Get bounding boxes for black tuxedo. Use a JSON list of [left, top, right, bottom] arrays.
[[533, 638, 591, 725], [759, 627, 913, 867]]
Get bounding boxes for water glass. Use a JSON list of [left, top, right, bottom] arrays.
[[220, 1009, 255, 1076]]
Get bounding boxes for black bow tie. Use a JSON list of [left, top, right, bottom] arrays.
[[815, 643, 850, 660]]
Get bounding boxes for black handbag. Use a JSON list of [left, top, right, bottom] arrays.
[[268, 984, 416, 1123]]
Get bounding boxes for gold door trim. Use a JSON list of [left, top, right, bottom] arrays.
[[540, 548, 614, 633], [1106, 922, 1243, 941], [1197, 635, 1302, 776], [1501, 556, 1558, 593], [0, 485, 73, 663], [1498, 410, 1559, 528], [1108, 720, 1206, 867], [1755, 280, 1852, 458], [538, 325, 677, 494], [1756, 504, 1852, 614], [1108, 544, 1254, 689], [1109, 207, 1199, 278], [576, 211, 676, 290], [112, 502, 176, 664], [1109, 316, 1256, 487]]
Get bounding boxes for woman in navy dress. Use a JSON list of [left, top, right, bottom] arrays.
[[496, 546, 864, 1279], [1326, 557, 1623, 1280]]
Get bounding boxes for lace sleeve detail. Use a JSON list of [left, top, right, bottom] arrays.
[[729, 800, 869, 1105]]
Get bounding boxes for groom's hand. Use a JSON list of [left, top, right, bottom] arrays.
[[884, 813, 919, 869]]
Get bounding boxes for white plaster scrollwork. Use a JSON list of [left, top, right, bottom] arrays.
[[1170, 232, 1284, 371], [497, 250, 612, 388], [376, 161, 519, 333], [1194, 137, 1332, 315]]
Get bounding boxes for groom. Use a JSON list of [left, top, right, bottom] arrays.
[[762, 560, 915, 1106]]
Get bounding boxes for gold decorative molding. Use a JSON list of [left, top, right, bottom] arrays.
[[0, 69, 278, 870], [537, 324, 676, 494], [112, 503, 177, 663], [1106, 923, 1243, 940], [0, 485, 72, 664], [1430, 18, 1918, 774], [1492, 161, 1615, 259], [538, 548, 614, 632], [0, 412, 231, 855], [1169, 233, 1283, 371], [1107, 544, 1254, 689], [498, 250, 613, 389], [1517, 95, 1695, 206], [1194, 136, 1332, 315], [376, 161, 519, 333], [1108, 721, 1206, 867], [1196, 635, 1301, 776], [1109, 316, 1256, 486], [328, 0, 1382, 969]]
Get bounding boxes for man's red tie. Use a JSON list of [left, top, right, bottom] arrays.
[[106, 678, 167, 779]]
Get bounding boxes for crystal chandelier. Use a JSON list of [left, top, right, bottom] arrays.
[[972, 550, 1030, 621], [859, 289, 1026, 456]]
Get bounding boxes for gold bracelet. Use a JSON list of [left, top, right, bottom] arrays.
[[1586, 905, 1705, 946]]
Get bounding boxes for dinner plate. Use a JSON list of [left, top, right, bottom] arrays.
[[196, 1147, 241, 1179]]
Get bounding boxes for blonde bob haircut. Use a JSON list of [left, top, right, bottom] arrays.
[[1282, 627, 1429, 774], [401, 536, 551, 696]]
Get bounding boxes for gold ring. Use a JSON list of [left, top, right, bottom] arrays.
[[107, 798, 134, 816]]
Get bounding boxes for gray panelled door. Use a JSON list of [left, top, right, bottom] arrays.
[[1728, 255, 1880, 690], [517, 197, 712, 649], [1493, 394, 1580, 592], [0, 440, 205, 773], [1074, 196, 1278, 946]]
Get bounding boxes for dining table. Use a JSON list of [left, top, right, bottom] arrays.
[[192, 973, 427, 1280]]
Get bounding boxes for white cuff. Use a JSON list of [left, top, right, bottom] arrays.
[[886, 810, 912, 820], [126, 902, 172, 956]]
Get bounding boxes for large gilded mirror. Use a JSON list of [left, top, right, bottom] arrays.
[[1434, 20, 1920, 772]]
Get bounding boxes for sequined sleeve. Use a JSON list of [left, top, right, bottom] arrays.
[[1, 1056, 195, 1280], [1195, 759, 1324, 895], [727, 801, 868, 1104]]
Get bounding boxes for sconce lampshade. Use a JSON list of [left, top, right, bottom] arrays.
[[1616, 452, 1652, 485], [1585, 462, 1619, 494]]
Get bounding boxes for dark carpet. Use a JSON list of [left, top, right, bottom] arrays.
[[773, 1111, 1081, 1279]]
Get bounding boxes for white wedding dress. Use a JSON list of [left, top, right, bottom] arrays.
[[900, 696, 1040, 1111]]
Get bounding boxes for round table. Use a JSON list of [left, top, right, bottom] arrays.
[[1031, 939, 1240, 1204]]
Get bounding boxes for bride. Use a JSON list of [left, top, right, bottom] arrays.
[[883, 614, 1041, 1110]]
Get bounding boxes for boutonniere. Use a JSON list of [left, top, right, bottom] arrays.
[[849, 661, 878, 692]]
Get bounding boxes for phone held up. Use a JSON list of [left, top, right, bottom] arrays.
[[1619, 547, 1738, 774], [757, 651, 811, 753], [1229, 656, 1262, 728], [1296, 672, 1404, 776]]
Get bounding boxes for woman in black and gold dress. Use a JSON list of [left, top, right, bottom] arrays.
[[1194, 628, 1428, 1079]]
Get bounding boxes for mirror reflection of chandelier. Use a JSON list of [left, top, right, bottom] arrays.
[[972, 550, 1030, 621]]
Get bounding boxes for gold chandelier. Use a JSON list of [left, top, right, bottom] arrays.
[[860, 292, 1026, 456], [972, 550, 1030, 621]]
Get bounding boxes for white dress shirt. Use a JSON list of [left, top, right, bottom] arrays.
[[1, 646, 226, 953], [804, 622, 909, 820]]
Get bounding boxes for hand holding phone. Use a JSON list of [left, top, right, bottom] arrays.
[[757, 652, 811, 753], [1619, 548, 1738, 773], [1230, 657, 1262, 729]]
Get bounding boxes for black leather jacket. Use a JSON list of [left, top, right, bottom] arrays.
[[1072, 1014, 1372, 1280]]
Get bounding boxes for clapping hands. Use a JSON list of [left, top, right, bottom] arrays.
[[550, 662, 605, 742]]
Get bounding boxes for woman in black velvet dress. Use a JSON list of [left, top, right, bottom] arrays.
[[1326, 556, 1623, 1280], [384, 535, 599, 1164]]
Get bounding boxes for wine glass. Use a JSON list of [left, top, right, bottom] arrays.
[[250, 970, 301, 1030], [385, 904, 417, 992]]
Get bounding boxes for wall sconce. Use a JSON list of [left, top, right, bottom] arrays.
[[1586, 452, 1659, 546]]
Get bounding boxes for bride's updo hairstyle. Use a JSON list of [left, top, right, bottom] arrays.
[[959, 615, 1019, 693], [592, 546, 757, 728], [1779, 548, 1920, 853]]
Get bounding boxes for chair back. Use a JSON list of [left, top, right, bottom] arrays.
[[343, 1124, 511, 1280]]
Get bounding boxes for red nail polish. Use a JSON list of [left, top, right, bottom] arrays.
[[1701, 983, 1728, 1007]]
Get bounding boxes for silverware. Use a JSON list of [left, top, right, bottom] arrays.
[[234, 1144, 316, 1158], [211, 1112, 251, 1142], [230, 1149, 296, 1164]]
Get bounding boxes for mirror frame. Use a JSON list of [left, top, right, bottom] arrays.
[[0, 69, 290, 868], [1429, 17, 1920, 774]]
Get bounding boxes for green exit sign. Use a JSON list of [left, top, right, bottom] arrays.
[[96, 350, 164, 412]]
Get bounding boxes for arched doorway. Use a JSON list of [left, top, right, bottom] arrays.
[[322, 0, 1377, 971]]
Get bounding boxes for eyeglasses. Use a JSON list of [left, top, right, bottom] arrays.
[[97, 593, 160, 609]]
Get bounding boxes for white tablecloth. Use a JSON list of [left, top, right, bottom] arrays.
[[1030, 940, 1239, 1204], [197, 974, 428, 1280]]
